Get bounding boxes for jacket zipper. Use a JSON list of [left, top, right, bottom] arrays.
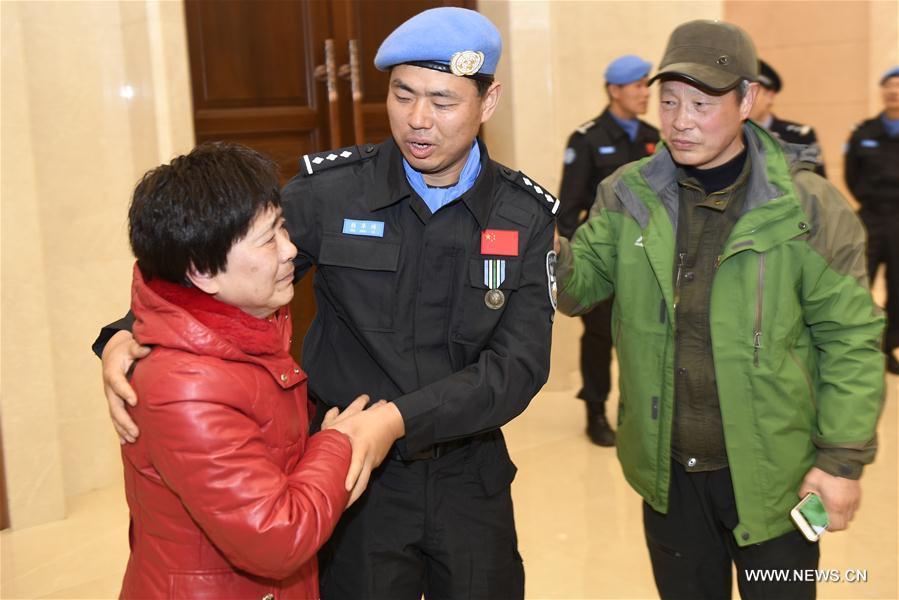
[[674, 252, 686, 310], [753, 253, 765, 367]]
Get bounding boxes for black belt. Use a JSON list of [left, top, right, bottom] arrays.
[[392, 437, 471, 461]]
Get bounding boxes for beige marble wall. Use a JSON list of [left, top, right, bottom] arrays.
[[481, 0, 724, 390], [1, 1, 67, 529], [0, 0, 194, 528], [725, 1, 899, 200]]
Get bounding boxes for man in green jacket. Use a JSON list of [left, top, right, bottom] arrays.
[[556, 20, 884, 600]]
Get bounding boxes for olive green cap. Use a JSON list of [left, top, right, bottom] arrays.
[[649, 20, 758, 92]]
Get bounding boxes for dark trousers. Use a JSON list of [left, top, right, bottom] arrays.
[[578, 297, 613, 410], [643, 462, 819, 600], [317, 432, 524, 600], [861, 210, 899, 351]]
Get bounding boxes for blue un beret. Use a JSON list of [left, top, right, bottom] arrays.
[[881, 66, 899, 85], [605, 55, 652, 85], [374, 7, 502, 79]]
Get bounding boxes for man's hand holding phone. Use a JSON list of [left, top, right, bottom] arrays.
[[791, 492, 829, 542], [796, 466, 860, 536]]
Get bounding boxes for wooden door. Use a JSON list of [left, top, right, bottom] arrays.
[[185, 0, 333, 180]]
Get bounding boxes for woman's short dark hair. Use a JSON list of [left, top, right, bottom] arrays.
[[129, 142, 280, 285]]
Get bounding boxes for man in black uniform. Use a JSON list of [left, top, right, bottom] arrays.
[[750, 59, 827, 177], [558, 55, 659, 446], [845, 66, 899, 374], [96, 7, 557, 599]]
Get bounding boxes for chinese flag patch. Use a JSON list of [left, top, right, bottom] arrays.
[[646, 142, 657, 155], [481, 229, 519, 256]]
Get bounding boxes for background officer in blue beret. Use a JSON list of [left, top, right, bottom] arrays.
[[845, 65, 899, 374], [97, 7, 557, 599], [749, 59, 827, 177], [557, 54, 660, 446]]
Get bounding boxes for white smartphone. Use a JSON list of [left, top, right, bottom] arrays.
[[790, 492, 829, 542]]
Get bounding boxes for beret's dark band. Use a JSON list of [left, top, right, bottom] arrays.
[[405, 60, 495, 83]]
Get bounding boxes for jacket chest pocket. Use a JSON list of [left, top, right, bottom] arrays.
[[855, 145, 885, 174], [452, 257, 522, 346], [318, 233, 400, 332], [592, 147, 625, 179]]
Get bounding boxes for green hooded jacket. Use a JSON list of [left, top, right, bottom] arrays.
[[557, 122, 884, 546]]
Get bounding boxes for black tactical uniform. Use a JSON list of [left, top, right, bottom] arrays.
[[284, 137, 556, 598], [558, 108, 659, 443], [845, 115, 899, 366], [766, 115, 827, 178]]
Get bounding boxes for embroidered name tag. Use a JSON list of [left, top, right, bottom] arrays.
[[342, 219, 385, 237], [860, 139, 879, 148], [598, 146, 616, 155]]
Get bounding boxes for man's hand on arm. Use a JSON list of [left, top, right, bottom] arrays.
[[321, 396, 405, 506], [101, 330, 150, 443], [799, 466, 861, 532]]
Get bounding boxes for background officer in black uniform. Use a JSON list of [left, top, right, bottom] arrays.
[[750, 59, 827, 177], [96, 7, 557, 599], [558, 55, 659, 446], [845, 66, 899, 374]]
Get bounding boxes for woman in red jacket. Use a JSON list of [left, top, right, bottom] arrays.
[[119, 142, 396, 599]]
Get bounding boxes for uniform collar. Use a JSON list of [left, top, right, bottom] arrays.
[[598, 108, 628, 141], [599, 107, 654, 142], [638, 123, 785, 214], [369, 139, 414, 211], [879, 112, 899, 137], [369, 137, 496, 228]]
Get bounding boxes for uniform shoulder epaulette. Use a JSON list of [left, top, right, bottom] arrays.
[[499, 166, 559, 215], [299, 143, 378, 177], [784, 122, 812, 137], [851, 118, 877, 133], [575, 119, 596, 135]]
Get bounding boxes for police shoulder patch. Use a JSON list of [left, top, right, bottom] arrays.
[[576, 119, 596, 135], [785, 123, 812, 137], [546, 250, 558, 312], [299, 143, 378, 177], [500, 167, 559, 216]]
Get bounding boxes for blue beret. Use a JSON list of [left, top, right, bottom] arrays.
[[881, 66, 899, 85], [374, 7, 502, 78], [605, 55, 652, 85]]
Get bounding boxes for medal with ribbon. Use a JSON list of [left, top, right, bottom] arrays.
[[484, 259, 506, 310]]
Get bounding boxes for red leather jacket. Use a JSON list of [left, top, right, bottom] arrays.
[[120, 265, 351, 599]]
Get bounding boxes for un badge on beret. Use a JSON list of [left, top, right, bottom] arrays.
[[450, 50, 485, 76]]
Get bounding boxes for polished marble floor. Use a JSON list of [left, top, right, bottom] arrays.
[[2, 319, 897, 599]]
